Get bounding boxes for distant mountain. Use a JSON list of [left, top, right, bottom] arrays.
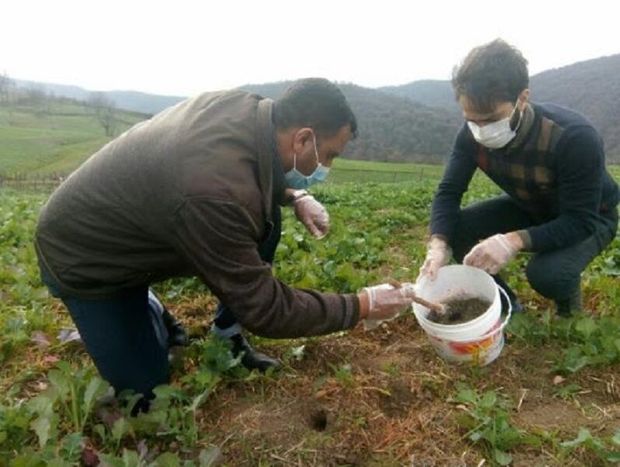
[[379, 80, 457, 112], [12, 53, 619, 161], [377, 54, 620, 160], [14, 80, 186, 115], [103, 90, 185, 115], [14, 79, 460, 162], [14, 80, 91, 101], [239, 82, 461, 162], [530, 54, 620, 160]]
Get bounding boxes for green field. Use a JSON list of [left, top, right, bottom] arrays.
[[1, 97, 619, 464], [1, 98, 617, 185], [0, 100, 146, 176], [0, 167, 618, 464]]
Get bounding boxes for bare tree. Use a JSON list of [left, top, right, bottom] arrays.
[[0, 72, 15, 104], [28, 87, 46, 101], [89, 91, 118, 137], [24, 86, 52, 115]]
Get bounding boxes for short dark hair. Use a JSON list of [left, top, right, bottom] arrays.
[[273, 78, 358, 138], [452, 39, 529, 112]]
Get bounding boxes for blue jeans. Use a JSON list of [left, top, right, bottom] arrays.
[[41, 268, 170, 401], [451, 196, 618, 303], [213, 206, 282, 335]]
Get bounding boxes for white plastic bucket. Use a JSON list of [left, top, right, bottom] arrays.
[[412, 265, 512, 366]]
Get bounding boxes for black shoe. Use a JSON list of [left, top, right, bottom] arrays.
[[555, 288, 582, 318], [161, 308, 189, 347], [229, 333, 281, 372]]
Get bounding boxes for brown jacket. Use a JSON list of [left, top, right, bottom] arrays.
[[35, 90, 360, 338]]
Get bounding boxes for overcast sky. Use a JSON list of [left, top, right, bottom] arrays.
[[3, 0, 619, 97]]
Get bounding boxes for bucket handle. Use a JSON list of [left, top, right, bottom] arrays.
[[475, 285, 513, 341]]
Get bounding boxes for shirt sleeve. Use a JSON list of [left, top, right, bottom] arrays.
[[524, 126, 606, 251], [171, 197, 359, 338], [430, 125, 478, 244]]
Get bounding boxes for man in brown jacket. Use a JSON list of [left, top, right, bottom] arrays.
[[35, 78, 415, 407]]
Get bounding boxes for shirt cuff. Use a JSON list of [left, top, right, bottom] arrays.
[[342, 293, 361, 329], [516, 229, 533, 250]]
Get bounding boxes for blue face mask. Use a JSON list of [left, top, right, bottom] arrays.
[[284, 133, 330, 189]]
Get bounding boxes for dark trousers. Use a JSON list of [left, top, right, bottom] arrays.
[[40, 207, 282, 400], [452, 196, 618, 303], [213, 206, 282, 330], [41, 268, 170, 401]]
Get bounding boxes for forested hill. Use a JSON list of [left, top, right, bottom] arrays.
[[239, 82, 461, 162], [9, 53, 619, 163], [379, 80, 455, 111], [529, 54, 620, 160], [380, 54, 620, 161]]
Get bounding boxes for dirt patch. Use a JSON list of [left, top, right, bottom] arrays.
[[427, 297, 491, 324], [155, 305, 620, 464], [515, 397, 590, 433], [209, 384, 334, 433], [379, 380, 417, 418]]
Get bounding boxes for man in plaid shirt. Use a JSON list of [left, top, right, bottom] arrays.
[[419, 39, 619, 316]]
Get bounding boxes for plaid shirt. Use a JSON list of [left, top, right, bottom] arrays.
[[475, 105, 565, 220]]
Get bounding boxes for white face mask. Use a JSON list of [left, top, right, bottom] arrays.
[[284, 132, 330, 189], [467, 101, 522, 149]]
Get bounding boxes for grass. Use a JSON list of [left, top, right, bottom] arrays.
[[325, 158, 445, 184], [0, 166, 618, 464], [0, 98, 619, 464], [0, 100, 146, 176]]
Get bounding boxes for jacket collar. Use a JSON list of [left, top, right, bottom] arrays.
[[255, 98, 283, 222]]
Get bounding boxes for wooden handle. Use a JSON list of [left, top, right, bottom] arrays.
[[411, 295, 444, 313], [387, 279, 445, 314]]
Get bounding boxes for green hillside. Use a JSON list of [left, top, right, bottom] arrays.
[[0, 91, 455, 177], [379, 54, 620, 162], [240, 82, 460, 162], [9, 51, 619, 169], [3, 60, 620, 178], [0, 98, 147, 175]]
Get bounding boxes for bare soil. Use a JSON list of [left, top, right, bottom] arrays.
[[186, 311, 620, 465], [5, 298, 618, 466], [427, 297, 491, 324]]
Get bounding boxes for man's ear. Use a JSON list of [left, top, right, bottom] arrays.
[[518, 89, 530, 109], [292, 127, 314, 154]]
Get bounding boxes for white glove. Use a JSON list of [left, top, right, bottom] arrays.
[[417, 237, 452, 281], [463, 234, 518, 275], [361, 283, 417, 330], [293, 194, 330, 239]]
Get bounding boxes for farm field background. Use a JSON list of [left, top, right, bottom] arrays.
[[0, 161, 619, 465], [0, 99, 145, 176]]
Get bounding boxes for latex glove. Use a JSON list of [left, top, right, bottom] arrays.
[[361, 282, 417, 330], [294, 194, 330, 239], [463, 234, 518, 275], [417, 237, 452, 281]]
